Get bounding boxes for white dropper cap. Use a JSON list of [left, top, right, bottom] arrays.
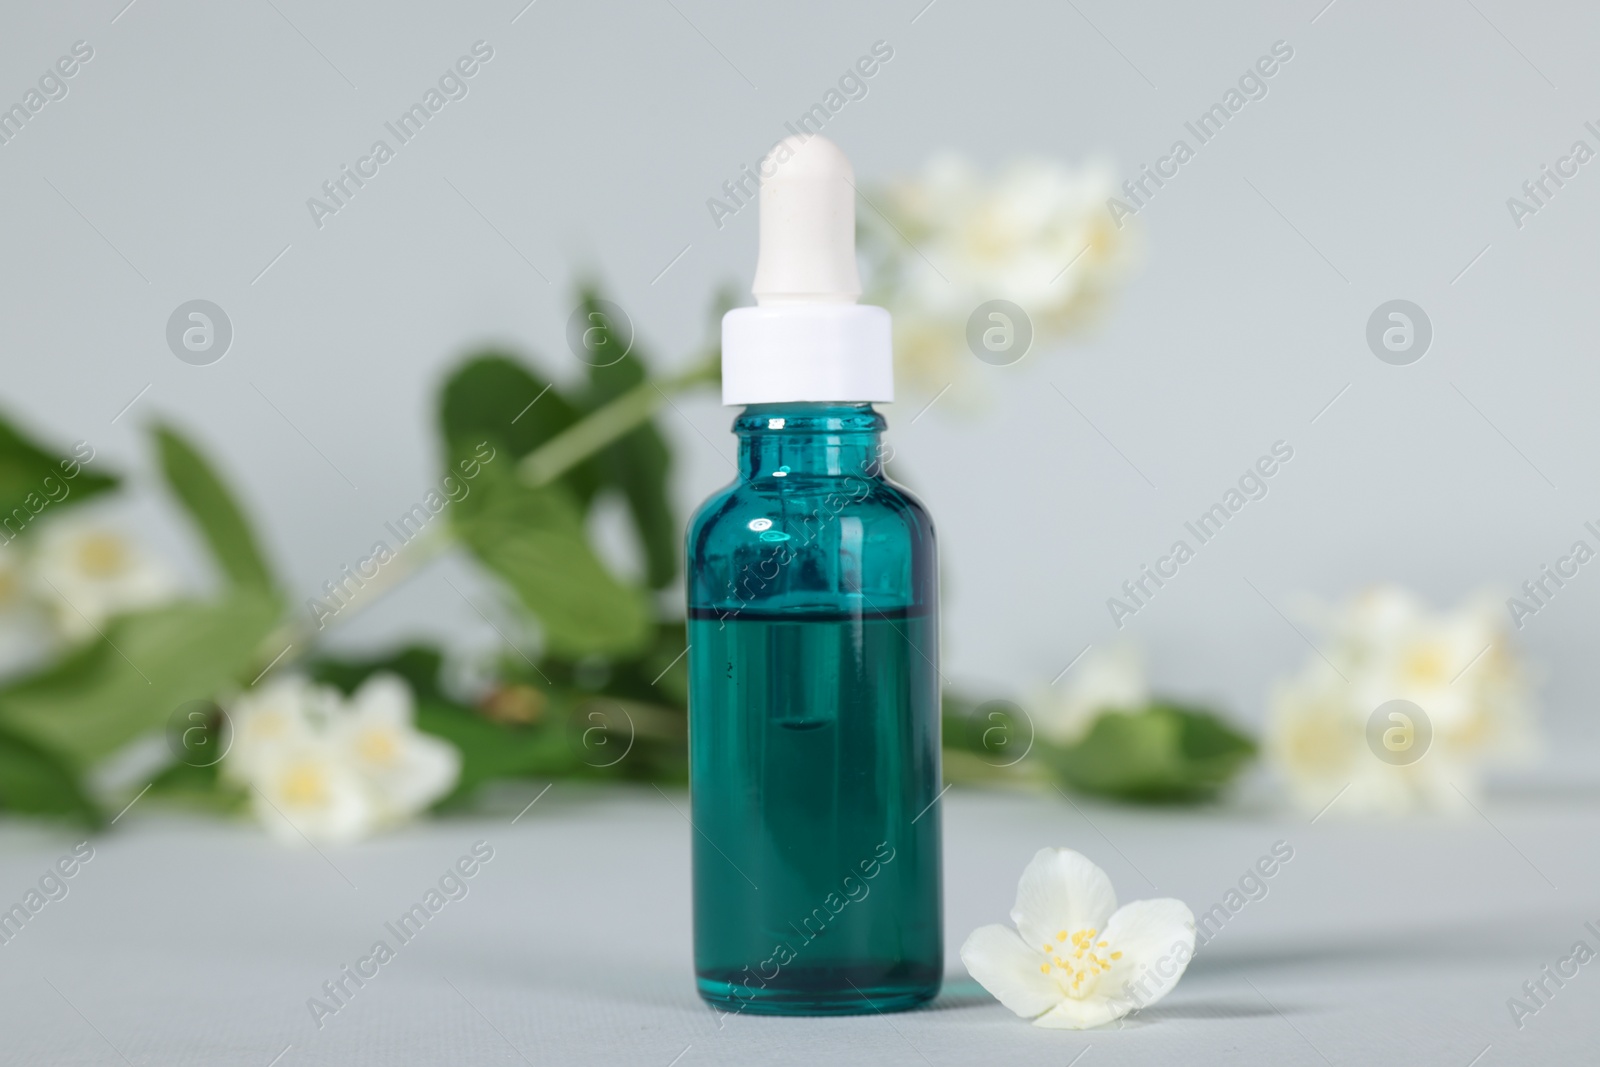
[[752, 136, 861, 305], [722, 135, 893, 405]]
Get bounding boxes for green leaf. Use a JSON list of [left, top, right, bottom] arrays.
[[0, 593, 282, 766], [308, 644, 446, 702], [144, 759, 247, 814], [154, 423, 275, 592], [0, 724, 100, 824], [453, 469, 650, 657], [438, 353, 600, 506], [414, 699, 585, 806], [416, 690, 688, 805], [1049, 703, 1257, 803], [599, 423, 675, 588], [574, 289, 678, 589], [637, 622, 690, 708], [0, 411, 116, 534], [534, 620, 690, 709]]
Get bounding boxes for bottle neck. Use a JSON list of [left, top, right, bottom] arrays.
[[733, 403, 887, 481]]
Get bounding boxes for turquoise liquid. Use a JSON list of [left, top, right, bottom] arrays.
[[686, 403, 942, 1015]]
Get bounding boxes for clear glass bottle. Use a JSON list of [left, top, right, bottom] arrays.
[[686, 401, 942, 1015]]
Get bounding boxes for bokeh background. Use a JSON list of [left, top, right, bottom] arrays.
[[4, 0, 1596, 774]]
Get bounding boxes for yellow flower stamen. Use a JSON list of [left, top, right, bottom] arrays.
[[76, 533, 129, 578], [1041, 926, 1127, 1001], [1402, 643, 1450, 686], [356, 729, 399, 766], [280, 763, 328, 807]]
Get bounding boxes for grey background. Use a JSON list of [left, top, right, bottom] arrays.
[[3, 0, 1597, 762], [5, 3, 1600, 1064]]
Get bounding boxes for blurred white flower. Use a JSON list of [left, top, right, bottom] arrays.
[[225, 674, 460, 844], [1266, 586, 1535, 816], [31, 519, 177, 640], [961, 847, 1194, 1029], [860, 154, 1138, 396], [332, 674, 462, 817], [226, 675, 329, 778], [0, 541, 53, 675], [1036, 644, 1148, 745]]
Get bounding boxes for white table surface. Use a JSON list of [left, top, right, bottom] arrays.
[[0, 785, 1593, 1066]]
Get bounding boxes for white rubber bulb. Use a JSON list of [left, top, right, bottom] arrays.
[[751, 135, 862, 306]]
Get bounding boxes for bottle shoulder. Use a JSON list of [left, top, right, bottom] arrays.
[[685, 474, 937, 614], [688, 474, 935, 551]]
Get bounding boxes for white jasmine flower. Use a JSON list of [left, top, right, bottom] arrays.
[[248, 735, 375, 845], [31, 519, 177, 639], [1267, 585, 1534, 816], [1037, 644, 1148, 745], [224, 676, 331, 782], [861, 154, 1137, 396], [331, 674, 461, 820], [0, 541, 53, 676], [961, 848, 1195, 1029], [225, 674, 460, 844]]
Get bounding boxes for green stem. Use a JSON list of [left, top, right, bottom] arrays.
[[248, 357, 718, 685], [249, 525, 456, 679], [517, 355, 718, 488]]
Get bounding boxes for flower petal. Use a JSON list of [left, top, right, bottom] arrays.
[[251, 742, 374, 845], [1033, 996, 1128, 1030], [370, 732, 462, 818], [224, 676, 318, 784], [1094, 898, 1195, 1013], [959, 924, 1063, 1019], [1010, 848, 1118, 951], [350, 673, 414, 726]]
